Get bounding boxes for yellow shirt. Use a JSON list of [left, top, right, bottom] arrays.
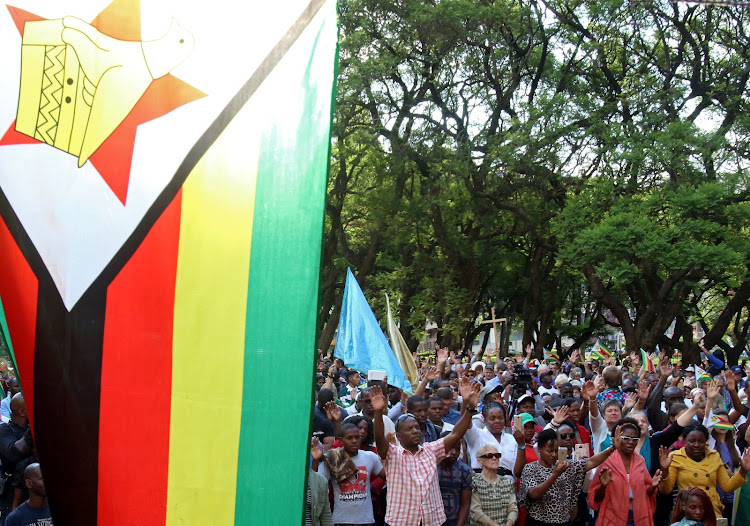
[[659, 447, 746, 517]]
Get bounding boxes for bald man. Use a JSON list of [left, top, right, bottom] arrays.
[[0, 379, 20, 421], [0, 394, 32, 522], [4, 463, 51, 526]]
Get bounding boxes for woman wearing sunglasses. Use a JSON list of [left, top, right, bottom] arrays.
[[469, 444, 518, 526], [588, 418, 663, 526]]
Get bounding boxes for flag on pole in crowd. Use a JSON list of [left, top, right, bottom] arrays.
[[696, 364, 712, 383], [385, 293, 418, 392], [641, 349, 655, 372], [0, 1, 338, 524], [334, 270, 411, 392], [592, 340, 611, 361]]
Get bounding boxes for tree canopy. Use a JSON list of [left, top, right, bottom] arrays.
[[319, 0, 750, 365]]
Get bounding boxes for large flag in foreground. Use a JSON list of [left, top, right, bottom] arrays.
[[334, 269, 411, 391], [0, 0, 338, 524]]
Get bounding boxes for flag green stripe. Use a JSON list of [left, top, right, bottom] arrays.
[[234, 1, 337, 523]]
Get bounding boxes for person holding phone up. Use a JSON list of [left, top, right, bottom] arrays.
[[518, 428, 616, 526]]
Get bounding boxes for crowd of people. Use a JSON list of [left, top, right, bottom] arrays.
[[0, 377, 49, 526], [309, 341, 750, 526]]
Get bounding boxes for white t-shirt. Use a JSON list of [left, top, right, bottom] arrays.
[[538, 385, 559, 397], [318, 450, 383, 524]]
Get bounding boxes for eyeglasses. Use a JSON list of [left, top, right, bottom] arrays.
[[558, 433, 575, 439], [620, 436, 639, 442], [479, 453, 502, 459]]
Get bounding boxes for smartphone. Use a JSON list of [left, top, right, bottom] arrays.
[[514, 414, 523, 434], [368, 370, 387, 382], [558, 447, 568, 462], [700, 352, 706, 361], [574, 443, 589, 459], [717, 518, 728, 526]]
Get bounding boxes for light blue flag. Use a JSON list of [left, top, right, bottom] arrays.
[[334, 269, 411, 391]]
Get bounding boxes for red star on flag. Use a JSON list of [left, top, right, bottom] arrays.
[[0, 0, 206, 204]]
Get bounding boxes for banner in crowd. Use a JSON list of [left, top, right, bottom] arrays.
[[0, 0, 338, 524]]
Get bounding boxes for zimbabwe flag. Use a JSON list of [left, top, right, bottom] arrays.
[[0, 0, 338, 524]]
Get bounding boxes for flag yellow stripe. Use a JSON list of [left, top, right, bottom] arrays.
[[166, 106, 262, 525]]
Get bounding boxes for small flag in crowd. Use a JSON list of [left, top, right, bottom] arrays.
[[696, 364, 712, 383], [641, 349, 655, 372], [543, 348, 559, 364], [707, 410, 734, 431], [592, 340, 611, 361]]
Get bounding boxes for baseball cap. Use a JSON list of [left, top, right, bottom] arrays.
[[731, 365, 745, 377], [686, 366, 695, 372], [517, 393, 534, 405], [520, 412, 536, 426]]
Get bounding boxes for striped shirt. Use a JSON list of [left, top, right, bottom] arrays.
[[384, 437, 448, 526]]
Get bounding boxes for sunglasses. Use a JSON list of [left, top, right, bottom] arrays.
[[479, 452, 502, 459], [396, 413, 417, 430], [620, 436, 639, 442], [558, 433, 575, 439]]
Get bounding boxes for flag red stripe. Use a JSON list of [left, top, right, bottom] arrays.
[[98, 192, 182, 525], [0, 214, 38, 424]]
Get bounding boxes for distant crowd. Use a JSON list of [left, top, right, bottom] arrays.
[[307, 342, 750, 526]]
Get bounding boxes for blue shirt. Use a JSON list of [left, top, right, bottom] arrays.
[[443, 408, 462, 425], [437, 459, 473, 526]]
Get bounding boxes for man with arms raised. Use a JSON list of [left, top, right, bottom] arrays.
[[371, 377, 481, 526]]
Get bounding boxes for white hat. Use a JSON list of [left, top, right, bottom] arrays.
[[471, 362, 485, 371], [686, 366, 695, 372]]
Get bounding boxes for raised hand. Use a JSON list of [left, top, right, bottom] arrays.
[[425, 366, 440, 381], [324, 401, 342, 424], [598, 466, 612, 486], [741, 448, 750, 474], [659, 354, 673, 377], [371, 385, 387, 413], [707, 380, 720, 401], [726, 371, 737, 392], [636, 381, 651, 402], [512, 425, 525, 446], [581, 380, 598, 402], [459, 377, 482, 408], [623, 393, 637, 412], [437, 347, 449, 364], [386, 432, 397, 445], [547, 405, 570, 425], [613, 424, 622, 450], [651, 469, 663, 488], [659, 445, 672, 471], [310, 436, 323, 461]]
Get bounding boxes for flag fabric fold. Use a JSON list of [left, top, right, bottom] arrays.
[[334, 269, 411, 392], [385, 293, 418, 392]]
